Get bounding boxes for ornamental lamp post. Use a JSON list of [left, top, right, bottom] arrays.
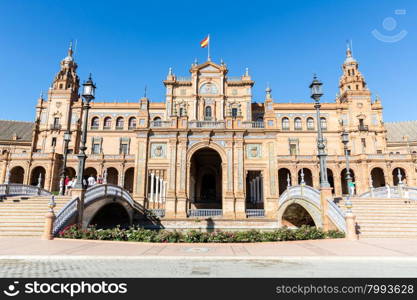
[[310, 75, 329, 188], [75, 74, 96, 189], [341, 130, 353, 196], [59, 130, 72, 195]]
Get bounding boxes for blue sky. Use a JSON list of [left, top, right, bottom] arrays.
[[0, 0, 416, 122]]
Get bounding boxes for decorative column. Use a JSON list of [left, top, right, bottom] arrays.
[[165, 139, 178, 218], [150, 172, 155, 203]]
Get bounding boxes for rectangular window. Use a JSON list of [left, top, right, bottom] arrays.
[[290, 144, 297, 156], [361, 138, 366, 153], [120, 143, 129, 155], [231, 108, 238, 118], [92, 143, 101, 154], [51, 137, 56, 147], [53, 117, 60, 127]]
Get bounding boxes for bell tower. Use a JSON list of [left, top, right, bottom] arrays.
[[34, 43, 81, 154], [338, 44, 368, 101]]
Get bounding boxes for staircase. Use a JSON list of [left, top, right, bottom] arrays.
[[0, 195, 71, 237], [338, 197, 417, 238]]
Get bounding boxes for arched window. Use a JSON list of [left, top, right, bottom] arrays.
[[128, 117, 137, 129], [307, 117, 314, 130], [294, 117, 302, 130], [320, 117, 327, 130], [91, 117, 99, 129], [103, 117, 112, 129], [282, 117, 290, 130], [116, 117, 124, 129], [153, 117, 161, 127], [205, 106, 212, 120]]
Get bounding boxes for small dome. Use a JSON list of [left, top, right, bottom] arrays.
[[344, 56, 357, 64], [265, 87, 271, 93]]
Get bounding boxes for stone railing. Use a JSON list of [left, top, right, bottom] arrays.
[[149, 209, 165, 218], [53, 184, 139, 235], [359, 185, 417, 200], [150, 120, 172, 128], [187, 209, 223, 217], [0, 184, 51, 197], [279, 185, 346, 232], [227, 76, 243, 81], [242, 121, 264, 129], [10, 153, 30, 159], [246, 209, 265, 218], [188, 121, 225, 129]]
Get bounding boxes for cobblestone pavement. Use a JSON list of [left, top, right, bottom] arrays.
[[0, 237, 416, 277], [0, 257, 416, 277]]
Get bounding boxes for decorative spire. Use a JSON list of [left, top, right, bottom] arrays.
[[265, 82, 272, 100], [220, 58, 224, 65], [244, 67, 249, 76], [68, 41, 73, 57], [168, 67, 173, 76], [344, 40, 356, 64]]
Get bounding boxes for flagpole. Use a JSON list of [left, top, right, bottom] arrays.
[[208, 34, 211, 61]]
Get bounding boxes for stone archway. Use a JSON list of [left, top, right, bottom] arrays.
[[124, 167, 134, 193], [371, 167, 386, 187], [282, 203, 315, 227], [327, 168, 335, 194], [392, 167, 406, 186], [107, 167, 119, 185], [341, 168, 356, 195], [88, 202, 130, 229], [298, 168, 313, 187], [30, 166, 46, 187], [189, 147, 222, 209], [278, 168, 291, 195], [65, 167, 76, 179], [10, 166, 25, 184]]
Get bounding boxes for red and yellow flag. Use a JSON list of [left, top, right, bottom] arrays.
[[200, 35, 209, 48]]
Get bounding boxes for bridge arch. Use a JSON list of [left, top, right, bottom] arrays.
[[277, 185, 346, 232]]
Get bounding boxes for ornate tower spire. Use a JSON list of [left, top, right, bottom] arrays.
[[338, 43, 367, 98], [51, 43, 79, 95]]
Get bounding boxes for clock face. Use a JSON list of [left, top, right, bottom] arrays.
[[199, 82, 218, 95], [357, 102, 363, 108]]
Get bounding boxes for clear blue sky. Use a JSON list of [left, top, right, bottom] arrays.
[[0, 0, 416, 122]]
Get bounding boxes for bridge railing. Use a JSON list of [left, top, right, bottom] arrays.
[[0, 184, 51, 197], [359, 185, 417, 200], [53, 184, 146, 235], [278, 185, 347, 232]]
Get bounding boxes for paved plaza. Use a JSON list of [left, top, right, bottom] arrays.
[[0, 238, 416, 277]]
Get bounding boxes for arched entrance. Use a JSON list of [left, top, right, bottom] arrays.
[[278, 168, 291, 195], [298, 168, 313, 187], [65, 167, 76, 179], [282, 203, 315, 227], [371, 167, 386, 187], [9, 166, 25, 184], [124, 167, 134, 193], [89, 202, 130, 229], [327, 168, 335, 194], [106, 167, 119, 185], [189, 148, 222, 209], [85, 167, 97, 183], [341, 168, 355, 195], [392, 167, 406, 186], [30, 166, 46, 187]]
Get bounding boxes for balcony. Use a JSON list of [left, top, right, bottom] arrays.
[[358, 124, 369, 131], [188, 121, 225, 129], [246, 209, 265, 218], [187, 209, 222, 217], [150, 120, 171, 128], [91, 126, 99, 130], [116, 126, 124, 130], [50, 124, 62, 130], [242, 121, 264, 129]]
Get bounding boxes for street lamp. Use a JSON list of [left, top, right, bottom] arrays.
[[341, 130, 353, 195], [59, 130, 72, 195], [75, 74, 96, 189], [310, 75, 329, 188]]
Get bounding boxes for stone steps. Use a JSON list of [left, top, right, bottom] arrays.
[[0, 195, 71, 237], [338, 197, 417, 238]]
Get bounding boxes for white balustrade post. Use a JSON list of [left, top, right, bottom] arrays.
[[150, 173, 155, 202], [155, 175, 160, 203], [159, 178, 163, 203]]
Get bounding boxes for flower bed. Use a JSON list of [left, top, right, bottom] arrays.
[[58, 225, 345, 243]]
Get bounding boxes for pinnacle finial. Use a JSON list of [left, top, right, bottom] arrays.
[[245, 67, 249, 76], [168, 67, 173, 76], [68, 41, 73, 57]]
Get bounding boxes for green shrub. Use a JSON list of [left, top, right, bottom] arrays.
[[58, 225, 345, 243]]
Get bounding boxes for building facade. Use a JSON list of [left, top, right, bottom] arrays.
[[1, 45, 417, 223]]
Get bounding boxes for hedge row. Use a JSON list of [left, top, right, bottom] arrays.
[[58, 225, 345, 243]]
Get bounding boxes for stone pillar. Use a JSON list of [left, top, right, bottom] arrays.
[[42, 211, 56, 240], [223, 142, 235, 219], [320, 186, 333, 231], [150, 172, 154, 203], [175, 133, 188, 218], [133, 132, 149, 206], [233, 134, 246, 219], [165, 139, 177, 218]]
